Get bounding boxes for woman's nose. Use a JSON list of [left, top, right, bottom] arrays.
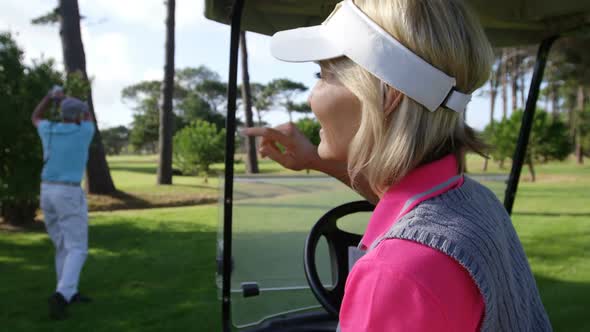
[[307, 89, 314, 106]]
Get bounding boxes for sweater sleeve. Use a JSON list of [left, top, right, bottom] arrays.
[[339, 259, 452, 332]]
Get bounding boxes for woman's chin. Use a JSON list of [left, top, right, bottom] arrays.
[[317, 142, 344, 161], [317, 142, 331, 160]]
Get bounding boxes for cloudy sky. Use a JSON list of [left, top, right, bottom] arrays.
[[1, 0, 500, 130]]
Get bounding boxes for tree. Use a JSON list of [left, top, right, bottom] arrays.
[[173, 120, 225, 183], [501, 48, 508, 119], [482, 52, 503, 171], [123, 67, 227, 152], [176, 66, 221, 88], [264, 79, 307, 122], [579, 105, 590, 158], [157, 0, 176, 185], [250, 82, 272, 126], [123, 81, 162, 152], [196, 79, 227, 113], [0, 33, 63, 225], [175, 66, 227, 113], [485, 110, 571, 181], [553, 37, 590, 164], [509, 48, 519, 111], [177, 91, 225, 129], [33, 0, 116, 194], [101, 126, 130, 155], [287, 101, 312, 117], [240, 31, 259, 174], [296, 118, 321, 146]]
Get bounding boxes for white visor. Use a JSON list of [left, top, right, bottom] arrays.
[[270, 0, 471, 112]]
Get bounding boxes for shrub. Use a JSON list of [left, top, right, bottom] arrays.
[[0, 33, 63, 225], [173, 120, 225, 182]]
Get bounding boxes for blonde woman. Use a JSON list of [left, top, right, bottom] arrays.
[[243, 0, 552, 331]]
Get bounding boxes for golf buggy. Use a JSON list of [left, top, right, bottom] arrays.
[[203, 1, 590, 331]]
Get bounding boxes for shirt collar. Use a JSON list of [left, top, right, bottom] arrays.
[[360, 154, 463, 249]]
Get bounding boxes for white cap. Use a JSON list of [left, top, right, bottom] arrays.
[[270, 0, 471, 113]]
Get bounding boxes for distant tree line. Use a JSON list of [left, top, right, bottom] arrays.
[[103, 64, 315, 179], [481, 41, 590, 179]]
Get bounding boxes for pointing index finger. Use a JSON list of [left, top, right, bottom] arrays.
[[241, 127, 292, 146]]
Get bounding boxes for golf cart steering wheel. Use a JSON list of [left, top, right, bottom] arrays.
[[304, 200, 375, 317]]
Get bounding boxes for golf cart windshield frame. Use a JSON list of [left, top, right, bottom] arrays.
[[220, 1, 560, 330]]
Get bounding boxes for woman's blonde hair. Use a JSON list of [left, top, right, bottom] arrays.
[[323, 0, 494, 195]]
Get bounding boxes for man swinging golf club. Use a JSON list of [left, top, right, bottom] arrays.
[[32, 86, 95, 320]]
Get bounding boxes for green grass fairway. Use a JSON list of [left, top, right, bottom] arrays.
[[0, 205, 220, 331], [1, 155, 589, 331]]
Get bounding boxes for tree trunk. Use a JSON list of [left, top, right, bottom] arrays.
[[157, 0, 175, 185], [551, 84, 559, 119], [526, 156, 536, 182], [240, 31, 259, 174], [203, 166, 209, 184], [255, 109, 263, 126], [519, 51, 526, 108], [288, 111, 293, 123], [501, 49, 508, 119], [510, 49, 518, 111], [490, 79, 497, 126], [568, 92, 576, 137], [59, 0, 116, 194], [484, 79, 497, 172], [576, 85, 585, 164], [577, 144, 585, 164]]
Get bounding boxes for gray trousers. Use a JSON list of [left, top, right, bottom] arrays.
[[40, 183, 88, 301]]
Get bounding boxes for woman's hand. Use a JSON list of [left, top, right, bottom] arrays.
[[242, 122, 378, 203], [241, 123, 320, 171]]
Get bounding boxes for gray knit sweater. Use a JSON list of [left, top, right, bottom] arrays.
[[369, 176, 552, 332]]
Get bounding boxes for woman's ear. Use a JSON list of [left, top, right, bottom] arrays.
[[383, 87, 403, 118]]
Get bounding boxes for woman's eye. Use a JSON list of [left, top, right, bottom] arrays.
[[314, 72, 322, 79]]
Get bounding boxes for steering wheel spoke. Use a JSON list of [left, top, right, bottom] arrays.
[[304, 201, 374, 317]]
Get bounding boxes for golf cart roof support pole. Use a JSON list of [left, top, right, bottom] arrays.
[[503, 36, 558, 215], [222, 0, 245, 331]]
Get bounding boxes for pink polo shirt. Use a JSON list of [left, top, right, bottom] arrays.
[[339, 155, 484, 332]]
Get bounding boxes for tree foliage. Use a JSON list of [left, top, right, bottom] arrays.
[[296, 118, 321, 146], [0, 33, 63, 225], [65, 70, 91, 100], [578, 105, 590, 157], [264, 79, 307, 122], [101, 126, 130, 155], [173, 120, 225, 182], [31, 7, 60, 25], [484, 110, 571, 180], [125, 86, 161, 153], [177, 90, 225, 129], [122, 66, 227, 152], [248, 82, 272, 125]]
